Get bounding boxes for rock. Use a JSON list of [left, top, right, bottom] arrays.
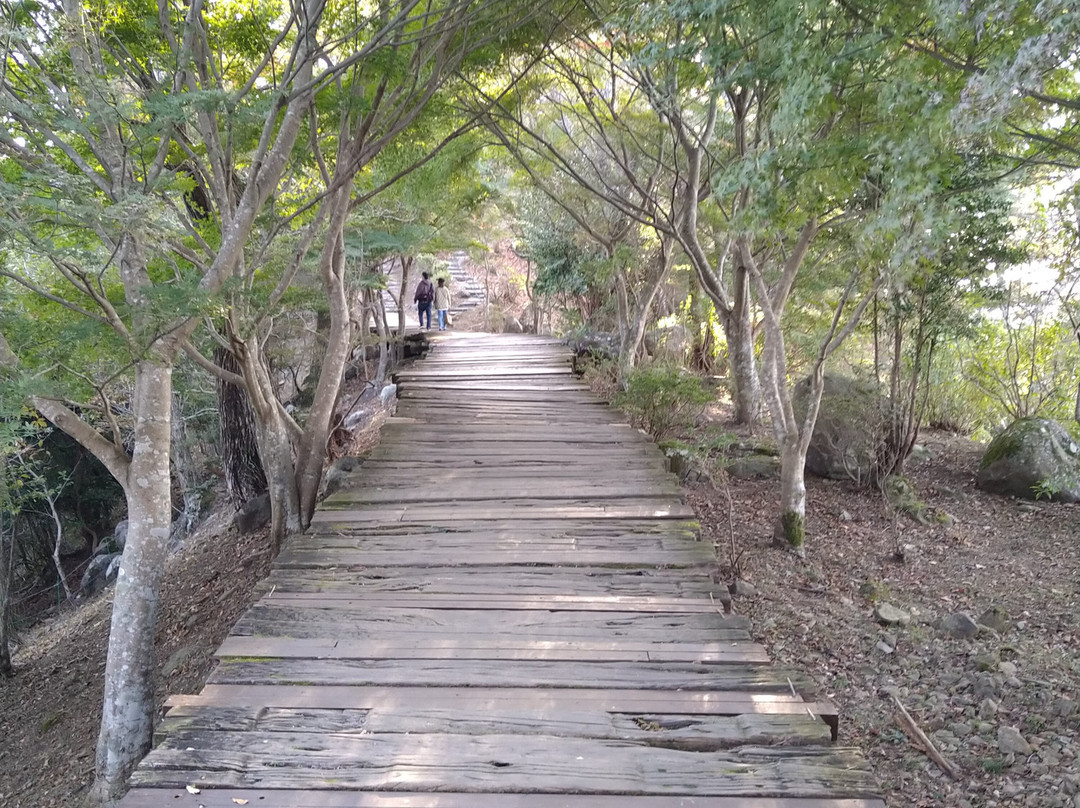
[[839, 509, 853, 522], [234, 493, 271, 534], [859, 579, 889, 602], [728, 580, 757, 598], [976, 417, 1080, 502], [113, 519, 129, 551], [502, 316, 524, 334], [161, 646, 197, 678], [998, 660, 1018, 677], [793, 374, 888, 482], [323, 456, 363, 498], [1052, 698, 1076, 718], [979, 698, 1000, 719], [974, 653, 999, 672], [939, 612, 979, 638], [978, 605, 1011, 633], [876, 640, 895, 655], [644, 324, 691, 364], [874, 602, 911, 626], [726, 455, 780, 479], [379, 383, 398, 406], [950, 722, 973, 737], [567, 332, 618, 370], [998, 726, 1033, 755], [79, 552, 121, 597]]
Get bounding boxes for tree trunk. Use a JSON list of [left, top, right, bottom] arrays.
[[296, 211, 353, 525], [617, 240, 674, 386], [776, 435, 808, 550], [215, 346, 267, 508], [726, 266, 760, 425], [91, 361, 174, 803], [0, 516, 13, 677], [169, 394, 201, 540], [398, 256, 413, 338], [689, 273, 716, 374]]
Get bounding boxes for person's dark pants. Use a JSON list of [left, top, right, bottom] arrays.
[[417, 301, 432, 329]]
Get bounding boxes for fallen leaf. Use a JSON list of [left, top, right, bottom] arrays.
[[186, 784, 201, 794], [232, 801, 249, 806]]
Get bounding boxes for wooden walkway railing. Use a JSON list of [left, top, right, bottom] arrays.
[[119, 333, 885, 808]]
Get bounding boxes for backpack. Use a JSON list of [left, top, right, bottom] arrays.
[[416, 279, 434, 303]]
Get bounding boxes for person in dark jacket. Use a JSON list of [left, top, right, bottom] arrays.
[[414, 271, 434, 330]]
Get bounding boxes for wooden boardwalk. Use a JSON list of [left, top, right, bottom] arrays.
[[120, 333, 885, 808]]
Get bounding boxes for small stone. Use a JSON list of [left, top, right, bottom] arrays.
[[874, 603, 911, 626], [950, 722, 973, 737], [998, 725, 1033, 755], [939, 612, 979, 638], [729, 579, 757, 598], [978, 605, 1011, 633], [998, 661, 1018, 677], [974, 653, 999, 672], [876, 641, 895, 655], [839, 510, 853, 522], [881, 632, 898, 648], [1052, 698, 1076, 718], [979, 698, 1000, 719]]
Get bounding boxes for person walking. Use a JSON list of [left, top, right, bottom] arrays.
[[434, 277, 452, 331], [414, 271, 434, 330]]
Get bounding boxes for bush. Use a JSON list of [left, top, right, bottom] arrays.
[[613, 365, 712, 439]]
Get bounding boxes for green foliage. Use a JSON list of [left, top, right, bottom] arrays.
[[613, 365, 712, 440]]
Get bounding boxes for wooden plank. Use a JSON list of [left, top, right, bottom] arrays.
[[157, 704, 830, 748], [207, 658, 801, 691], [168, 685, 825, 715], [120, 791, 887, 808], [309, 502, 698, 524], [258, 592, 740, 614], [215, 636, 770, 664], [130, 734, 876, 796]]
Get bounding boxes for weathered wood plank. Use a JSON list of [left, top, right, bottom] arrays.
[[157, 704, 830, 749], [131, 734, 877, 797], [258, 592, 740, 614], [215, 636, 769, 664], [120, 791, 887, 808]]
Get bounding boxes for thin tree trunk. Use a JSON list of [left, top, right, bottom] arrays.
[[46, 489, 73, 601], [296, 208, 353, 525], [215, 346, 267, 508], [398, 256, 413, 338], [617, 241, 674, 385], [776, 435, 808, 550], [0, 512, 13, 677], [169, 394, 201, 539], [727, 266, 761, 425], [91, 360, 174, 803]]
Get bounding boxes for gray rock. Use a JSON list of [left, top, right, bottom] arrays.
[[876, 640, 895, 655], [874, 602, 911, 626], [978, 605, 1011, 633], [976, 417, 1080, 502], [974, 653, 999, 671], [726, 455, 780, 479], [1052, 698, 1076, 718], [998, 725, 1033, 755], [323, 456, 363, 498], [950, 722, 973, 737], [502, 316, 524, 334], [79, 552, 121, 596], [113, 519, 129, 551], [379, 383, 398, 406], [979, 698, 1000, 719], [793, 374, 889, 483], [161, 646, 197, 678], [643, 324, 691, 364], [234, 493, 271, 534], [939, 612, 979, 638], [998, 660, 1018, 677], [728, 579, 757, 598]]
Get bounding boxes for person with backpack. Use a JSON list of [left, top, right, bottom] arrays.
[[414, 271, 434, 330], [434, 277, 452, 331]]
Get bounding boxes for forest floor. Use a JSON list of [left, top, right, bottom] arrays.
[[2, 388, 1077, 808], [687, 423, 1080, 808], [0, 396, 389, 808]]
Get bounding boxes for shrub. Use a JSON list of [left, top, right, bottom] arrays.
[[613, 365, 712, 439]]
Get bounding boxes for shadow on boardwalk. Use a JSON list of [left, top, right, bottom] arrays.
[[120, 333, 885, 808]]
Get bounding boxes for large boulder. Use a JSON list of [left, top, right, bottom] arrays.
[[80, 552, 121, 597], [976, 417, 1080, 502], [644, 325, 691, 364], [794, 374, 887, 482]]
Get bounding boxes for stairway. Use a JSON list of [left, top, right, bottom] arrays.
[[379, 250, 486, 330]]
